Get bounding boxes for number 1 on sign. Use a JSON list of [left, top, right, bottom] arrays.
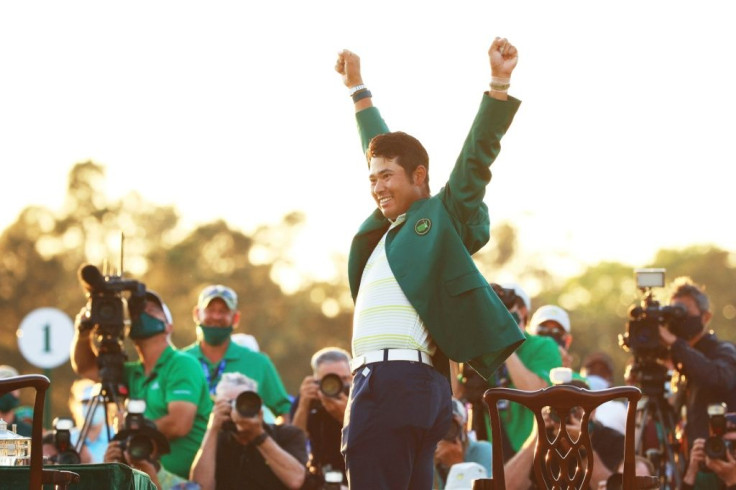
[[43, 323, 51, 353]]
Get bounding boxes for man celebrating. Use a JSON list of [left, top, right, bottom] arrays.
[[71, 290, 211, 479], [182, 284, 292, 420], [334, 37, 525, 489]]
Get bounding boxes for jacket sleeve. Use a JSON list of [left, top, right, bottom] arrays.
[[670, 338, 736, 391], [441, 94, 520, 248], [355, 106, 390, 165]]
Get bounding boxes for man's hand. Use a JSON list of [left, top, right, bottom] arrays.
[[319, 392, 348, 423], [335, 50, 363, 88], [298, 376, 319, 404], [684, 438, 706, 484], [489, 37, 518, 79], [658, 325, 678, 346], [434, 438, 464, 467], [103, 440, 125, 464], [232, 412, 266, 445], [706, 447, 736, 486], [208, 398, 233, 432]]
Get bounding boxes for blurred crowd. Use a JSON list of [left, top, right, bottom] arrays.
[[2, 274, 733, 490]]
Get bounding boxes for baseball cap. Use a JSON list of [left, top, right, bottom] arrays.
[[198, 285, 238, 311], [145, 290, 173, 324], [0, 365, 19, 379], [501, 282, 531, 311], [528, 305, 571, 334]]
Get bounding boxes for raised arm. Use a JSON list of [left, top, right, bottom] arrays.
[[442, 36, 521, 248], [335, 49, 387, 156], [488, 36, 518, 101], [335, 50, 373, 113]]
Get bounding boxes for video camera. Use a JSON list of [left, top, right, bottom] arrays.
[[619, 269, 685, 396], [77, 263, 147, 394], [113, 400, 169, 461], [705, 403, 736, 460], [47, 417, 81, 464], [620, 269, 687, 359]]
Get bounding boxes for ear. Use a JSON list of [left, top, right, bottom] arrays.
[[232, 311, 241, 328], [412, 165, 427, 186], [192, 306, 201, 324], [702, 310, 713, 327]]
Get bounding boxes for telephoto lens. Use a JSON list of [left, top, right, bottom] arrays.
[[232, 391, 262, 418], [319, 373, 347, 398]]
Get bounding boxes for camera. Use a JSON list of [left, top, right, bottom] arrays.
[[222, 390, 263, 432], [619, 269, 686, 396], [77, 263, 147, 394], [47, 417, 81, 464], [232, 390, 262, 418], [318, 373, 349, 398], [113, 399, 169, 461], [705, 403, 736, 460]]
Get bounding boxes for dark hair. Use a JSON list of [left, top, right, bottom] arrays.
[[368, 131, 430, 192], [591, 423, 625, 472], [670, 276, 710, 313]]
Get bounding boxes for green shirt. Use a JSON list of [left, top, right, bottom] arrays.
[[503, 334, 562, 451], [181, 340, 292, 416], [124, 345, 212, 479]]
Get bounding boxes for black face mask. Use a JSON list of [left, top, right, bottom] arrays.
[[670, 315, 703, 341]]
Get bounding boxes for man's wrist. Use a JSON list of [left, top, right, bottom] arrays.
[[251, 432, 269, 447]]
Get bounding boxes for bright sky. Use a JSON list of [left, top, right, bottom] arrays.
[[2, 1, 735, 285]]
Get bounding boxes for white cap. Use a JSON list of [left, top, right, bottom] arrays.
[[528, 305, 571, 334], [231, 333, 260, 352], [501, 282, 531, 311]]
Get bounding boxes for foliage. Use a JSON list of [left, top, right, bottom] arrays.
[[0, 162, 351, 421], [2, 164, 734, 425]]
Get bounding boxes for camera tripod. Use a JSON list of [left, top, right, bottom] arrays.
[[74, 379, 126, 456], [634, 384, 685, 489]]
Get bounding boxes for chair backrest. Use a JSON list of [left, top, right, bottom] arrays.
[[0, 374, 50, 490], [483, 385, 643, 490]]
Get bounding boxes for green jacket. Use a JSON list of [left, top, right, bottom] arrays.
[[348, 94, 525, 381]]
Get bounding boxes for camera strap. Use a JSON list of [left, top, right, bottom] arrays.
[[201, 359, 227, 395]]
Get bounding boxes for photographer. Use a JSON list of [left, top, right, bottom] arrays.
[[290, 347, 352, 486], [682, 431, 736, 489], [71, 290, 212, 479], [190, 372, 308, 490], [103, 410, 200, 490], [433, 398, 492, 489], [658, 277, 736, 448]]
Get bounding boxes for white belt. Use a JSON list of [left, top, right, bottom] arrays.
[[350, 349, 433, 373]]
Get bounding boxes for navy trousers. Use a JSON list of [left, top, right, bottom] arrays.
[[342, 360, 452, 489]]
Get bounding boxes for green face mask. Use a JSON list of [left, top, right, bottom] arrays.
[[0, 393, 20, 412], [199, 325, 233, 346], [130, 312, 166, 340]]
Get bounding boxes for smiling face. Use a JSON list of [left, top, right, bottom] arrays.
[[369, 156, 426, 221]]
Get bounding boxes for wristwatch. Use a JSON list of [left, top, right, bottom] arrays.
[[252, 432, 269, 447]]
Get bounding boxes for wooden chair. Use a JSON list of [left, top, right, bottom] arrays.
[[0, 374, 80, 489], [472, 384, 660, 490]]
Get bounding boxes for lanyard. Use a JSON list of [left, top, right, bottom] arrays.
[[201, 359, 227, 395]]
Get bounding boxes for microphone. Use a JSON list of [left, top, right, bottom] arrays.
[[78, 264, 106, 292]]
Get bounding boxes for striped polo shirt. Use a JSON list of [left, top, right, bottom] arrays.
[[352, 214, 436, 357]]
